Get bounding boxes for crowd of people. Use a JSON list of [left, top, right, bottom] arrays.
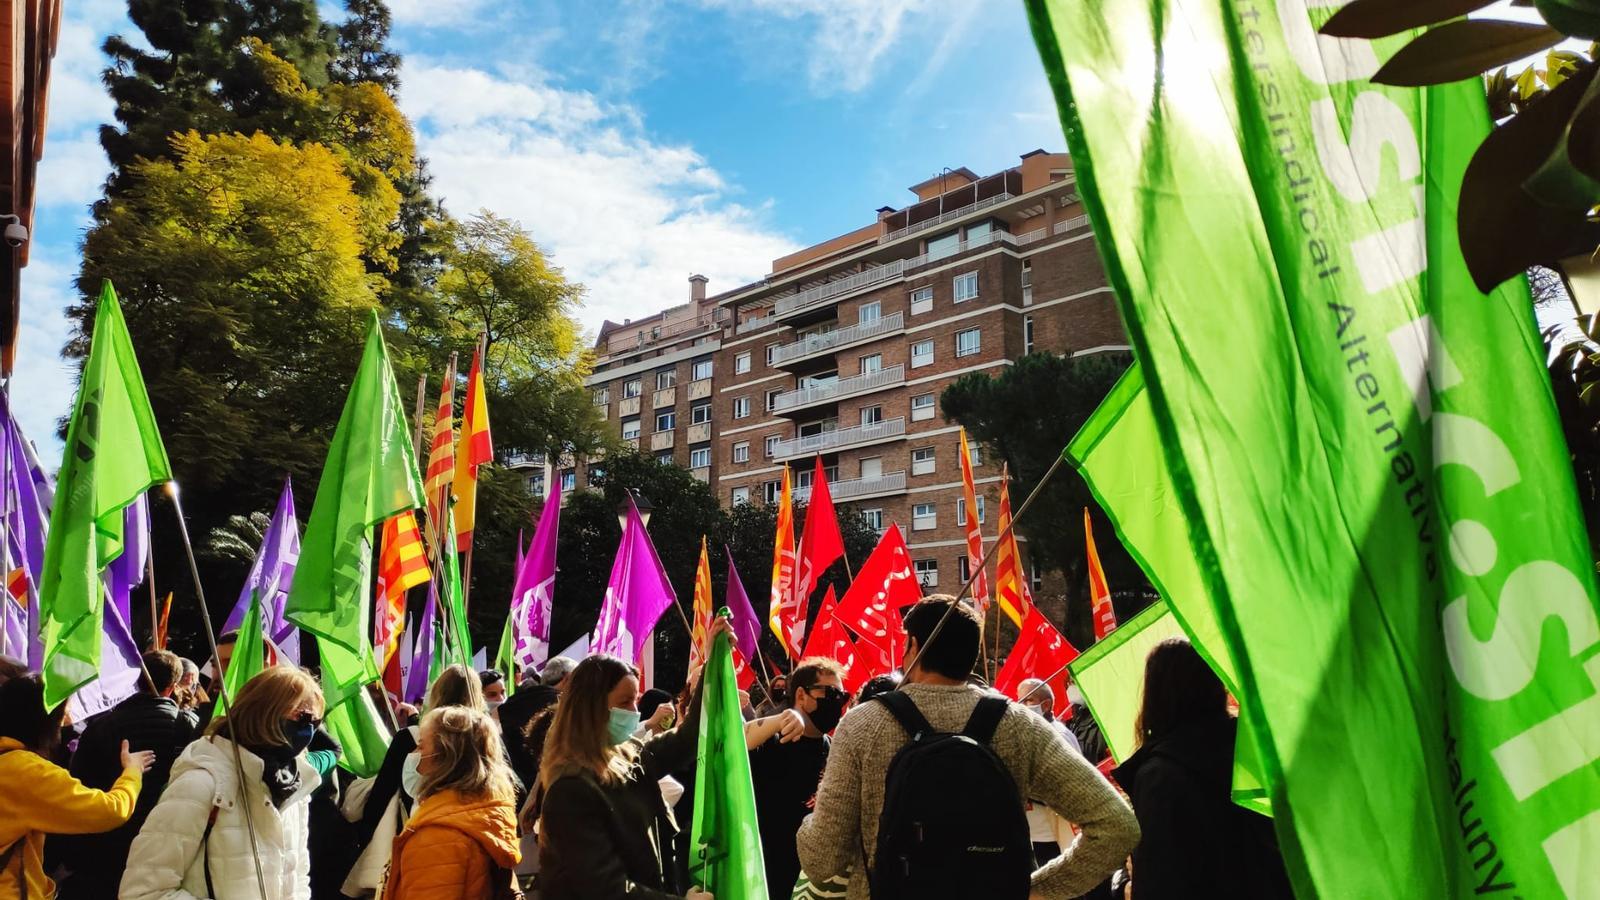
[[0, 595, 1291, 899]]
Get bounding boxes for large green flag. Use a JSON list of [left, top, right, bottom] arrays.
[[1030, 1, 1600, 895], [220, 590, 266, 712], [39, 280, 171, 709], [286, 312, 424, 775], [1067, 598, 1189, 765], [690, 622, 766, 900]]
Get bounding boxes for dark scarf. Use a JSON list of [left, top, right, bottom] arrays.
[[215, 724, 302, 808]]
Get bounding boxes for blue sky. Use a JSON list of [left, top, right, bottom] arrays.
[[13, 0, 1067, 460]]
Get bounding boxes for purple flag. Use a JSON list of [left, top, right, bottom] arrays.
[[68, 498, 150, 720], [591, 497, 675, 666], [1, 394, 51, 669], [405, 580, 438, 704], [723, 546, 760, 666], [222, 479, 301, 662], [511, 498, 560, 669]]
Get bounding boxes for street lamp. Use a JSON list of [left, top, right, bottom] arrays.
[[616, 488, 654, 530]]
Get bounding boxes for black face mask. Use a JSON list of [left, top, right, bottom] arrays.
[[808, 688, 848, 733]]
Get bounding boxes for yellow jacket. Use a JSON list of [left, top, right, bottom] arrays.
[[382, 788, 520, 900], [0, 736, 142, 900]]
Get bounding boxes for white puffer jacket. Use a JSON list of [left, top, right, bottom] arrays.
[[120, 735, 320, 900]]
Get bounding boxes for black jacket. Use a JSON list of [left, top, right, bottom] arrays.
[[1069, 702, 1109, 764], [539, 688, 701, 900], [1112, 715, 1292, 900], [56, 692, 199, 898], [500, 684, 559, 793]]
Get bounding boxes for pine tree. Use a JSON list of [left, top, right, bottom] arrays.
[[330, 0, 401, 93]]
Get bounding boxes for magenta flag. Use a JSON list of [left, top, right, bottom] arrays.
[[591, 497, 675, 666], [222, 478, 301, 662], [723, 546, 760, 665], [512, 497, 560, 669]]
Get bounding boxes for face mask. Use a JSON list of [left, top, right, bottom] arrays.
[[283, 719, 317, 754], [607, 707, 641, 745], [487, 699, 504, 712], [808, 693, 847, 733], [1025, 703, 1053, 722], [1066, 684, 1085, 707], [401, 752, 424, 798]]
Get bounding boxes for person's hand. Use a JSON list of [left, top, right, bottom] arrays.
[[395, 702, 418, 720], [643, 704, 674, 734], [687, 889, 714, 900], [121, 740, 156, 774], [775, 708, 807, 743], [737, 689, 752, 712], [706, 615, 732, 644]]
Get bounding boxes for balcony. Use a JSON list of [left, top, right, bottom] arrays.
[[770, 313, 904, 367], [619, 396, 641, 417], [687, 378, 712, 400], [505, 452, 545, 469], [623, 436, 641, 451], [687, 422, 712, 443], [737, 314, 775, 334], [652, 386, 676, 408], [794, 470, 907, 503], [650, 431, 675, 451], [880, 192, 1015, 243], [691, 466, 710, 483], [773, 230, 1019, 321], [773, 365, 904, 414], [604, 314, 720, 356], [1055, 214, 1090, 234], [773, 417, 906, 459]]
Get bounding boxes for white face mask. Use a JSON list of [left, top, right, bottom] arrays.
[[401, 751, 424, 798], [487, 698, 505, 711]]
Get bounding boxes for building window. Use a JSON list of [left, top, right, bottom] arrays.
[[656, 451, 674, 465], [735, 351, 752, 374], [623, 379, 642, 399], [732, 486, 751, 505], [588, 465, 606, 484], [914, 558, 939, 587], [913, 503, 937, 530], [860, 456, 883, 479], [955, 328, 982, 357], [969, 443, 982, 466], [1031, 560, 1044, 591], [621, 419, 641, 441], [928, 230, 960, 260], [560, 470, 577, 492], [733, 397, 751, 419], [957, 496, 986, 526], [764, 480, 782, 504], [910, 287, 933, 315], [912, 447, 936, 476], [766, 344, 779, 365], [863, 508, 884, 531], [860, 353, 883, 375], [911, 393, 936, 422], [765, 388, 783, 412], [656, 369, 677, 390], [861, 405, 883, 426], [765, 435, 781, 458], [732, 441, 750, 463], [859, 301, 882, 325], [690, 447, 711, 469], [528, 474, 545, 498], [691, 403, 712, 425], [692, 358, 713, 381], [954, 271, 979, 303], [1024, 315, 1035, 354], [959, 557, 971, 582], [593, 387, 609, 406], [655, 411, 676, 432], [911, 340, 934, 369], [1021, 263, 1033, 306]]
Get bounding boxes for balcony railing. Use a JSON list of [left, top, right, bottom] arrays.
[[794, 470, 907, 502], [505, 452, 546, 469], [605, 315, 719, 355], [774, 230, 1019, 319], [619, 396, 641, 417], [737, 314, 775, 334], [691, 466, 710, 483], [771, 313, 904, 366], [650, 431, 675, 451], [687, 378, 712, 400], [773, 365, 905, 413], [687, 422, 712, 443], [1055, 214, 1090, 234], [879, 192, 1015, 243], [773, 417, 906, 459]]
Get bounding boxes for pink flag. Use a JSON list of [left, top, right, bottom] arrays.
[[512, 497, 561, 668], [591, 497, 676, 665]]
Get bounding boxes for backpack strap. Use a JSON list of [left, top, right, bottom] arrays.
[[961, 696, 1009, 746], [875, 691, 935, 742]]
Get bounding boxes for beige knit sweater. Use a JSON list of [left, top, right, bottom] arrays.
[[795, 682, 1139, 900]]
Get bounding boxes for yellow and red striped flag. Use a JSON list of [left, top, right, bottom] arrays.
[[452, 340, 493, 552], [767, 467, 797, 655], [689, 537, 713, 669], [376, 511, 430, 668], [958, 429, 989, 615], [994, 466, 1030, 628], [5, 567, 25, 610], [1085, 508, 1117, 640], [424, 359, 457, 538], [154, 592, 174, 650]]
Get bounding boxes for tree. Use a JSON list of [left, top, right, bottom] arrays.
[[941, 352, 1146, 645], [330, 0, 401, 93], [435, 213, 584, 368]]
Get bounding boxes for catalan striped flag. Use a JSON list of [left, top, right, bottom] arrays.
[[5, 567, 25, 610], [376, 511, 429, 668], [1085, 508, 1117, 640], [425, 359, 457, 538], [689, 537, 713, 669], [958, 429, 989, 615], [994, 465, 1030, 628], [154, 592, 173, 650], [452, 340, 493, 552]]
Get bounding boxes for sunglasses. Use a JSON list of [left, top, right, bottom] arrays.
[[290, 711, 323, 728], [804, 685, 848, 702]]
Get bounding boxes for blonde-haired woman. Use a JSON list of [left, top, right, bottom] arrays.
[[382, 706, 521, 899], [538, 618, 729, 900], [122, 666, 326, 900]]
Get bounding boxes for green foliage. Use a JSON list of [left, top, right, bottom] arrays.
[[436, 213, 584, 368], [330, 0, 401, 93]]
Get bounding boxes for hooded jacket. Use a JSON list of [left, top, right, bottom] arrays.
[[1112, 715, 1291, 899], [383, 788, 521, 900], [120, 734, 321, 900], [0, 736, 142, 900]]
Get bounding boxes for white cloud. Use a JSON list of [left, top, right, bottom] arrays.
[[12, 256, 82, 462], [401, 60, 797, 334], [387, 0, 489, 28], [698, 0, 932, 93]]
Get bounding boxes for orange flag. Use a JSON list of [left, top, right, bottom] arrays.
[[689, 537, 713, 669], [1085, 508, 1117, 640], [376, 511, 430, 668], [767, 466, 797, 654], [958, 429, 989, 614], [453, 340, 493, 552], [994, 465, 1030, 628], [154, 592, 174, 650], [424, 358, 457, 540]]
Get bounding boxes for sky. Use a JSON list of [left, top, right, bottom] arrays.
[[12, 0, 1068, 460]]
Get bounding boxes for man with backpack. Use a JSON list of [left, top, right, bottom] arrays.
[[796, 596, 1138, 900]]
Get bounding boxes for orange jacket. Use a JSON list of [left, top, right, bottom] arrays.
[[0, 736, 142, 900], [383, 788, 520, 900]]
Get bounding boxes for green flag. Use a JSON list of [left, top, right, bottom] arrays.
[[220, 590, 266, 712], [1031, 1, 1600, 895], [690, 618, 766, 900], [443, 508, 471, 668], [39, 280, 172, 709], [286, 312, 424, 775], [1067, 599, 1187, 765], [494, 612, 516, 694]]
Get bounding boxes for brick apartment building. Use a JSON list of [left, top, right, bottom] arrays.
[[573, 150, 1125, 598]]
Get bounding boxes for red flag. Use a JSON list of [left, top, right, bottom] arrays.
[[834, 524, 920, 663], [995, 606, 1079, 718], [993, 465, 1031, 628], [800, 586, 863, 694], [789, 458, 844, 652], [958, 429, 989, 615], [453, 340, 494, 552], [732, 646, 757, 691], [1085, 508, 1117, 640]]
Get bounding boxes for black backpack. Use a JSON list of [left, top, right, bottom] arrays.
[[869, 691, 1034, 900]]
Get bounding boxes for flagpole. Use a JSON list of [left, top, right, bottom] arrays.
[[163, 482, 271, 900], [146, 544, 160, 650]]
